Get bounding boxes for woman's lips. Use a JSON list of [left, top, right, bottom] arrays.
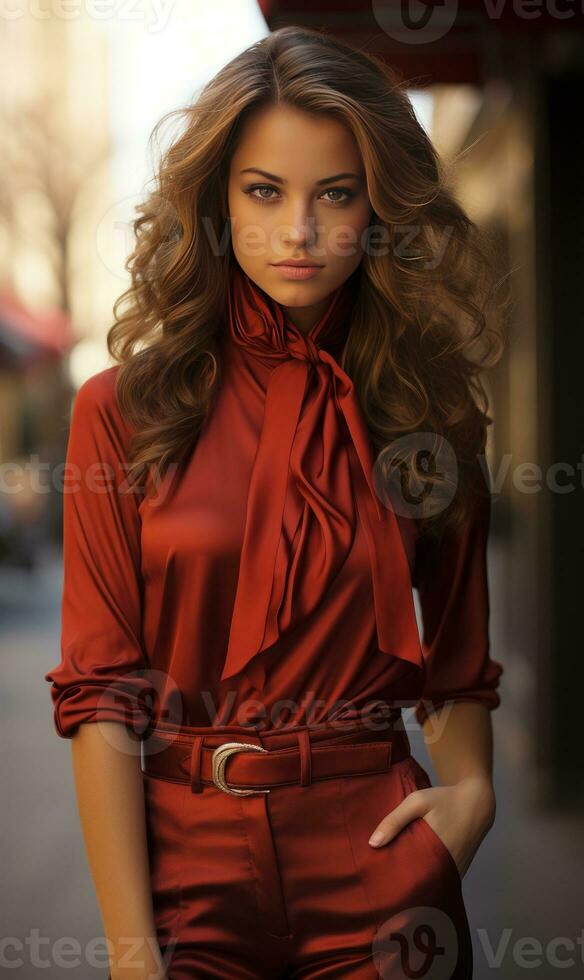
[[271, 264, 323, 280]]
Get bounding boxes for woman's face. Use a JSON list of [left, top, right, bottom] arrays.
[[227, 103, 373, 333]]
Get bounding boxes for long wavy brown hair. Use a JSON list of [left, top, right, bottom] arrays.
[[107, 25, 508, 539]]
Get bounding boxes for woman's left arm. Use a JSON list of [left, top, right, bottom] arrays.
[[368, 700, 497, 877], [413, 700, 497, 877], [368, 453, 503, 876]]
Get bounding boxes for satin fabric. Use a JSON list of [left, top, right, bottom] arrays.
[[45, 260, 503, 737], [142, 721, 472, 979], [222, 263, 424, 692]]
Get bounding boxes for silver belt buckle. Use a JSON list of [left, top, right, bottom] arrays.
[[211, 741, 270, 796]]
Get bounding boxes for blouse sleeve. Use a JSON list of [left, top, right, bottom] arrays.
[[412, 459, 504, 728], [44, 368, 154, 739]]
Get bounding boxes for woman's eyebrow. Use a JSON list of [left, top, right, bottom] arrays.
[[239, 168, 364, 186]]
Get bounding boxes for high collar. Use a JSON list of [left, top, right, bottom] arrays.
[[227, 263, 357, 364]]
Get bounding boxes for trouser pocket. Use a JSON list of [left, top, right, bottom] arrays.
[[400, 755, 463, 886], [144, 774, 188, 952], [338, 757, 473, 979]]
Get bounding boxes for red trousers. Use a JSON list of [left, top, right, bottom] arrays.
[[141, 718, 472, 979]]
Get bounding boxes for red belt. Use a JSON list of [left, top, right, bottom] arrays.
[[141, 715, 412, 796], [141, 714, 412, 941]]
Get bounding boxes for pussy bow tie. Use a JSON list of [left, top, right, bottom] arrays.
[[220, 264, 424, 690]]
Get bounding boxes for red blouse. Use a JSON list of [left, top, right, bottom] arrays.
[[45, 263, 503, 738]]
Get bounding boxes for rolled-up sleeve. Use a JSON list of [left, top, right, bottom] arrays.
[[44, 369, 154, 739], [413, 460, 504, 728]]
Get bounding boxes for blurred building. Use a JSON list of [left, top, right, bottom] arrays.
[[0, 291, 71, 564]]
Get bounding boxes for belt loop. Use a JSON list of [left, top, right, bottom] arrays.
[[297, 729, 312, 786], [190, 735, 205, 794]]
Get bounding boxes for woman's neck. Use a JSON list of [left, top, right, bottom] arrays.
[[282, 297, 332, 336]]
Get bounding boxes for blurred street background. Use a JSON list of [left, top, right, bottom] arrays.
[[1, 1, 583, 977]]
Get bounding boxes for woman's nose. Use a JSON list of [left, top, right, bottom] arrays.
[[278, 200, 318, 242], [279, 204, 318, 248]]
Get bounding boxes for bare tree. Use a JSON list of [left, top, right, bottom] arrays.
[[0, 89, 110, 314]]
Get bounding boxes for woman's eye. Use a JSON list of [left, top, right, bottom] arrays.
[[247, 184, 279, 202], [245, 185, 355, 205], [321, 188, 354, 204]]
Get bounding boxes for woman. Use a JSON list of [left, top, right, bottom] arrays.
[[45, 25, 505, 980]]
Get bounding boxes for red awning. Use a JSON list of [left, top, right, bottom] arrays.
[[0, 289, 73, 361], [257, 0, 584, 85]]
